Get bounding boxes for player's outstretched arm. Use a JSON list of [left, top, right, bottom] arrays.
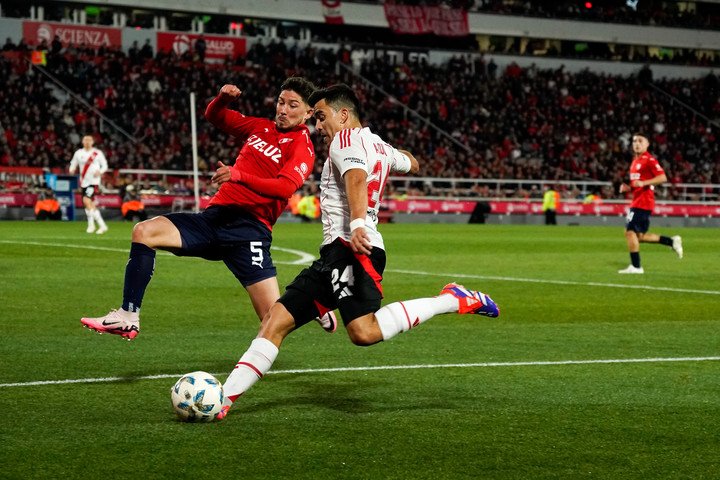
[[204, 85, 250, 136], [210, 161, 299, 199], [631, 173, 667, 188], [398, 149, 420, 174]]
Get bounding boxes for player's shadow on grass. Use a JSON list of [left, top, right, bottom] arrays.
[[237, 377, 454, 415]]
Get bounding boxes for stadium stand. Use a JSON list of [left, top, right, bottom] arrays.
[[0, 1, 718, 219]]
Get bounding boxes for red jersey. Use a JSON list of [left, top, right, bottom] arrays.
[[205, 96, 314, 229], [627, 151, 665, 211]]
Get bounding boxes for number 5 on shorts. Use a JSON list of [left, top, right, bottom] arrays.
[[250, 241, 264, 268]]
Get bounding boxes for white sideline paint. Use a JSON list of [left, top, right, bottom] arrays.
[[1, 356, 719, 389], [388, 268, 720, 296], [0, 240, 314, 265], [2, 240, 719, 295]]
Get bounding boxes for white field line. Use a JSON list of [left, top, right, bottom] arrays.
[[0, 240, 314, 265], [2, 356, 719, 388], [2, 240, 719, 295], [387, 268, 720, 296]]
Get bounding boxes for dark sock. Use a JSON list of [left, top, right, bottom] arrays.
[[122, 242, 156, 313], [630, 252, 641, 268], [659, 236, 673, 246]]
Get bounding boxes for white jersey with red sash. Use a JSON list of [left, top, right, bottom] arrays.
[[319, 127, 412, 250], [69, 148, 108, 188]]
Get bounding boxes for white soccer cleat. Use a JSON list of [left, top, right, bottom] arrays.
[[86, 225, 96, 233], [618, 265, 644, 274], [81, 309, 140, 340], [96, 226, 108, 235], [672, 235, 683, 259]]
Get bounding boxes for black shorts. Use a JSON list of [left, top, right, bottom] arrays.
[[165, 206, 276, 287], [81, 185, 98, 200], [625, 208, 652, 234], [279, 238, 386, 328]]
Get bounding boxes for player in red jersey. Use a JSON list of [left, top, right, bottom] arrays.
[[617, 133, 683, 274], [80, 77, 332, 339]]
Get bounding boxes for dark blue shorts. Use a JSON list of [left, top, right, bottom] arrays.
[[625, 208, 652, 234], [279, 238, 386, 328], [165, 206, 276, 287]]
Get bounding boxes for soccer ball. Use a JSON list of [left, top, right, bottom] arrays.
[[170, 371, 224, 422]]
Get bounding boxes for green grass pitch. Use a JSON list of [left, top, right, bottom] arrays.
[[0, 220, 718, 479]]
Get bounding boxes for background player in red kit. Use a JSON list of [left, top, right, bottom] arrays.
[[618, 133, 683, 274], [81, 77, 320, 339]]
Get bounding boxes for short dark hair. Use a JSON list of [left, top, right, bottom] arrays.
[[280, 77, 317, 105], [632, 132, 649, 141], [308, 84, 362, 121]]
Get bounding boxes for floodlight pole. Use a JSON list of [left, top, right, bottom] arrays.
[[190, 92, 201, 212]]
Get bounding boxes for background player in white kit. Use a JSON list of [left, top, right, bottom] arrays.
[[214, 84, 500, 420], [68, 135, 109, 234]]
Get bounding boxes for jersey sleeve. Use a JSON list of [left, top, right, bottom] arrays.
[[389, 147, 412, 174], [204, 95, 261, 138], [97, 150, 108, 173], [330, 129, 368, 176], [646, 155, 665, 177]]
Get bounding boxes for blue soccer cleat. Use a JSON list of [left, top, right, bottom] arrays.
[[440, 283, 499, 318]]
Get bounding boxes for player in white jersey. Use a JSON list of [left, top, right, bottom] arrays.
[[214, 84, 500, 420], [68, 135, 109, 234]]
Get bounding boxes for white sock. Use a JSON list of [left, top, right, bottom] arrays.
[[93, 209, 107, 229], [85, 209, 95, 229], [222, 338, 278, 406], [375, 295, 458, 341]]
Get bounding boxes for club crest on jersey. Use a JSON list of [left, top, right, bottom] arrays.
[[246, 134, 282, 164]]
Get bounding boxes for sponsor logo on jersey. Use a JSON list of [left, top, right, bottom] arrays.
[[246, 134, 282, 163], [279, 138, 293, 144], [345, 157, 365, 165], [294, 162, 309, 178]]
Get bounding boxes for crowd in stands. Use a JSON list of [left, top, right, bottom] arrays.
[[1, 38, 718, 201]]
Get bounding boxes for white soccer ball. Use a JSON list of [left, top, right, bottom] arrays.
[[170, 371, 224, 422]]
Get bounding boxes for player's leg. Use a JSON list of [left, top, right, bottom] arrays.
[[90, 191, 108, 234], [216, 303, 295, 420], [218, 262, 336, 419], [80, 215, 183, 339], [82, 194, 96, 233], [618, 208, 644, 274], [637, 232, 683, 258], [345, 284, 499, 346], [218, 265, 331, 420], [245, 277, 281, 321]]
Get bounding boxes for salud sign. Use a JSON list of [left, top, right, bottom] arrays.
[[156, 32, 246, 62]]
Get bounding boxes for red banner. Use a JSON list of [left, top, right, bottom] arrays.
[[156, 32, 246, 62], [383, 4, 469, 36], [383, 199, 720, 217], [2, 193, 718, 218], [23, 21, 122, 49], [322, 0, 345, 24]]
